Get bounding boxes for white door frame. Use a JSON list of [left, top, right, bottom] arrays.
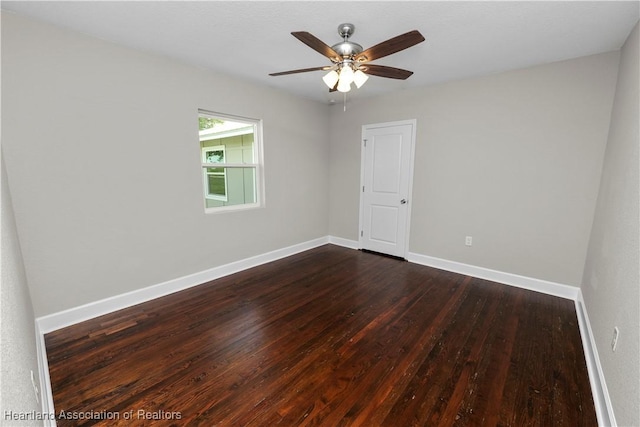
[[358, 119, 417, 259]]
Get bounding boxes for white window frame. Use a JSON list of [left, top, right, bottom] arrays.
[[198, 110, 265, 213]]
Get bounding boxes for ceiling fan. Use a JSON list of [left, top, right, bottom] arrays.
[[269, 23, 425, 93]]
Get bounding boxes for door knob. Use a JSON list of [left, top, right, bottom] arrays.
[[400, 199, 407, 204]]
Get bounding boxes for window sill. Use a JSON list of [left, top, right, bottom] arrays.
[[204, 203, 263, 215]]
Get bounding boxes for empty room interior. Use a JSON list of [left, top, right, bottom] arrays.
[[1, 2, 638, 426]]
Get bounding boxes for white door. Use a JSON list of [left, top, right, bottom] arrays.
[[360, 120, 416, 258]]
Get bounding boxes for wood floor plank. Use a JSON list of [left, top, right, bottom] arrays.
[[45, 245, 597, 426]]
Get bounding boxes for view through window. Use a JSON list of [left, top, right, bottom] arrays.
[[199, 111, 263, 211]]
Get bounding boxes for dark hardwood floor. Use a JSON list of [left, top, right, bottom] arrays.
[[45, 245, 596, 426]]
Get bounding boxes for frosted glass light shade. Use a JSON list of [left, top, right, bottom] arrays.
[[353, 70, 369, 88], [339, 65, 354, 85], [322, 70, 339, 88], [337, 77, 351, 93]]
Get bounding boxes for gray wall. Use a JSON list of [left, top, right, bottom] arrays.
[[1, 154, 43, 425], [582, 22, 639, 427], [1, 13, 330, 317], [329, 52, 620, 286]]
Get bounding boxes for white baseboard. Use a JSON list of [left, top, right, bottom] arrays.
[[575, 291, 616, 427], [329, 239, 577, 302], [328, 235, 360, 250], [407, 252, 580, 300], [36, 236, 329, 334], [34, 324, 56, 426]]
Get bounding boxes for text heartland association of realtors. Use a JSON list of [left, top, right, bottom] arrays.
[[4, 409, 182, 421]]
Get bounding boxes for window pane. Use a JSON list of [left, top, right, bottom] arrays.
[[203, 167, 256, 209], [242, 133, 254, 163], [206, 172, 226, 199]]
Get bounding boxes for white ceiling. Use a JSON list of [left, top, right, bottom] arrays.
[[2, 1, 638, 104]]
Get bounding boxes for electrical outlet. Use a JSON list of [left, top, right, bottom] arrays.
[[465, 236, 473, 246], [611, 327, 620, 352], [30, 370, 39, 404]]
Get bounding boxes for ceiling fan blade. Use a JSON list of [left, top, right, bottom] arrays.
[[355, 30, 425, 63], [269, 66, 332, 76], [292, 31, 342, 63], [360, 64, 414, 80]]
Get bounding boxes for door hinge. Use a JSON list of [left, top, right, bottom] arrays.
[[361, 230, 363, 237], [362, 186, 365, 192], [363, 139, 367, 147]]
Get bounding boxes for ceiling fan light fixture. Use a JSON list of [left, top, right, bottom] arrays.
[[322, 70, 340, 89], [353, 69, 369, 88]]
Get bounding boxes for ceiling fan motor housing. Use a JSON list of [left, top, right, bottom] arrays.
[[332, 23, 363, 59], [331, 41, 363, 59]]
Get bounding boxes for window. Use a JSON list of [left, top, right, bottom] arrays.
[[198, 111, 263, 212], [202, 145, 228, 201]]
